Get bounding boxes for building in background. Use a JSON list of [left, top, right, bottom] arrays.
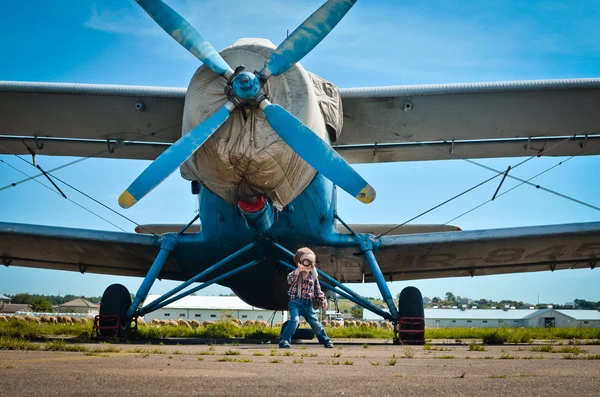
[[59, 298, 99, 315], [363, 308, 600, 328], [0, 295, 10, 304], [142, 295, 288, 324]]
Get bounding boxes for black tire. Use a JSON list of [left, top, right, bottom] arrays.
[[99, 284, 132, 338], [398, 286, 425, 345], [280, 320, 315, 340]]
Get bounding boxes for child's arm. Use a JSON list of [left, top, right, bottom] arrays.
[[287, 269, 300, 285]]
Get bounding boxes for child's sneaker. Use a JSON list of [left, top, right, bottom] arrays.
[[324, 341, 334, 348], [279, 340, 291, 349]]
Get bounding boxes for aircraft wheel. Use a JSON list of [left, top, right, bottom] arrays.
[[398, 286, 425, 345], [280, 320, 315, 340], [99, 284, 132, 338]]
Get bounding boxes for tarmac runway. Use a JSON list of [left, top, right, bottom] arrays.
[[1, 341, 599, 396]]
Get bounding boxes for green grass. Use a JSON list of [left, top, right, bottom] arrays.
[[268, 359, 282, 364], [2, 320, 600, 343], [216, 356, 251, 363], [223, 350, 241, 356], [434, 355, 455, 359], [292, 359, 304, 364], [499, 353, 518, 359], [531, 345, 554, 352], [343, 360, 354, 365], [0, 337, 42, 350], [252, 351, 265, 356], [331, 352, 342, 358], [128, 348, 165, 355], [387, 358, 397, 366], [84, 352, 109, 357], [556, 346, 586, 354], [282, 351, 295, 356], [468, 342, 487, 351], [44, 340, 88, 352], [301, 352, 317, 357]]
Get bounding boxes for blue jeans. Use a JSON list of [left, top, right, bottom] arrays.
[[280, 298, 331, 344]]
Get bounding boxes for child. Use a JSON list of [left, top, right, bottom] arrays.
[[279, 247, 334, 348]]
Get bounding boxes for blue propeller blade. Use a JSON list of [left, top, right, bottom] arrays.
[[260, 100, 375, 204], [136, 0, 233, 78], [119, 102, 236, 209], [259, 0, 357, 80]]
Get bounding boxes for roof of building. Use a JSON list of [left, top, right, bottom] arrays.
[[424, 309, 539, 320], [556, 310, 600, 321], [0, 294, 10, 301], [59, 298, 97, 308], [143, 295, 259, 311], [0, 303, 32, 313]]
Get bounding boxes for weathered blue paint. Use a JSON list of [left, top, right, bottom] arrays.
[[363, 249, 399, 320], [262, 100, 375, 203], [238, 200, 275, 232], [261, 0, 357, 79], [277, 259, 391, 319], [126, 236, 178, 317], [139, 241, 258, 314], [231, 71, 261, 99], [119, 102, 234, 208], [137, 259, 261, 315], [135, 0, 233, 78]]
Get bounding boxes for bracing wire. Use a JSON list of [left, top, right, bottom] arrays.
[[0, 144, 158, 236], [376, 135, 581, 237], [0, 158, 128, 233], [444, 140, 600, 224]]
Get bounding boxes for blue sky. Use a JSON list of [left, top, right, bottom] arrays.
[[1, 0, 600, 305]]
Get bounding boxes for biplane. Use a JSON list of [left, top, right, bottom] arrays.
[[1, 0, 599, 343]]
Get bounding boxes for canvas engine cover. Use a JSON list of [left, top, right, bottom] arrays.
[[181, 38, 343, 210]]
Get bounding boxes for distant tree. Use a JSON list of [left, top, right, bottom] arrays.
[[350, 305, 363, 319], [445, 292, 455, 302], [574, 299, 598, 310], [31, 298, 53, 313]]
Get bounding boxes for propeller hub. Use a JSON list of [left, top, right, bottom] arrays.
[[231, 71, 261, 99]]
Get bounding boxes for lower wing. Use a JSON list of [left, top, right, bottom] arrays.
[[314, 222, 600, 282]]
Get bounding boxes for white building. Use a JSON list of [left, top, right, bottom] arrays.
[[142, 295, 288, 324], [363, 308, 600, 328]]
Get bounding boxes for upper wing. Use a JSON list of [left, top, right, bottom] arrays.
[[336, 78, 600, 163], [2, 78, 599, 163], [314, 222, 600, 282], [0, 221, 185, 280], [0, 81, 184, 160]]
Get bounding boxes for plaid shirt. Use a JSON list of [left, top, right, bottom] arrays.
[[287, 270, 325, 304]]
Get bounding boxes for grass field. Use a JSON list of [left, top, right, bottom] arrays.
[[1, 318, 600, 343]]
